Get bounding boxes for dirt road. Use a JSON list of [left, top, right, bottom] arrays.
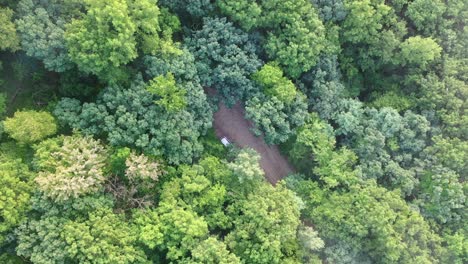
[[213, 102, 294, 184]]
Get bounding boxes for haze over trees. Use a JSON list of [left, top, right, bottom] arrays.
[[0, 0, 466, 263]]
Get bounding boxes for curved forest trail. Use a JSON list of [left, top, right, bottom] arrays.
[[213, 102, 294, 184]]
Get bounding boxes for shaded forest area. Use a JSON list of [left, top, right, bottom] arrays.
[[0, 0, 466, 263]]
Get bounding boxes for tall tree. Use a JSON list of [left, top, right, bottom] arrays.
[[252, 62, 297, 104], [34, 135, 108, 201], [54, 76, 210, 165], [65, 0, 180, 82], [187, 17, 261, 106], [245, 93, 308, 145], [292, 180, 446, 264], [65, 0, 137, 82], [0, 157, 32, 244], [0, 7, 20, 51], [146, 73, 187, 112], [399, 36, 442, 68], [188, 237, 241, 264], [217, 0, 327, 78], [225, 183, 302, 264], [16, 0, 82, 72], [3, 110, 57, 145], [62, 208, 148, 263]]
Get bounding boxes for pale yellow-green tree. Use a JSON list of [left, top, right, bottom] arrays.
[[34, 135, 107, 201]]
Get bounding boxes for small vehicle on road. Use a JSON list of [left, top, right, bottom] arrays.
[[220, 137, 231, 147]]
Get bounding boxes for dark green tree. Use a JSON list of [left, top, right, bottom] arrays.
[[187, 17, 261, 105], [16, 0, 82, 72], [54, 76, 210, 165], [245, 93, 308, 145]]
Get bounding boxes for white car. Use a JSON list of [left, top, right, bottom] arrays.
[[220, 137, 231, 147]]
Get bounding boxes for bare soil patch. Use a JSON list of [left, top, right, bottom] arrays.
[[213, 102, 294, 184]]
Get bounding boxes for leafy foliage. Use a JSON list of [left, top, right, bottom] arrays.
[[399, 36, 442, 68], [16, 214, 70, 263], [0, 157, 32, 244], [187, 17, 261, 105], [129, 0, 181, 56], [294, 180, 445, 264], [65, 0, 137, 82], [227, 148, 264, 186], [62, 208, 148, 263], [216, 0, 261, 31], [54, 76, 210, 165], [134, 204, 209, 262], [35, 135, 106, 201], [252, 62, 297, 103], [125, 152, 162, 183], [160, 0, 215, 19], [0, 7, 20, 51], [406, 0, 445, 35], [16, 0, 80, 72], [288, 114, 361, 189], [146, 73, 187, 112], [64, 0, 180, 82], [264, 10, 326, 78], [2, 0, 467, 263], [218, 0, 327, 77], [3, 110, 57, 145], [143, 48, 213, 133], [34, 135, 107, 201], [311, 0, 347, 22], [225, 183, 302, 264], [416, 166, 466, 226], [246, 93, 308, 145], [189, 237, 241, 264], [0, 93, 6, 117]]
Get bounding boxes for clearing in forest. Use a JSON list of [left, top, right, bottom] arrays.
[[213, 102, 294, 184]]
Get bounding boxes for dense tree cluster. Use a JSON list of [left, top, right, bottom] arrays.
[[218, 0, 327, 78], [0, 0, 466, 263], [54, 75, 210, 165], [186, 17, 261, 106]]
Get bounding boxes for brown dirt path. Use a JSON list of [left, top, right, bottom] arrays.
[[213, 102, 294, 184]]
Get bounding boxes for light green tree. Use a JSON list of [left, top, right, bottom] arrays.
[[134, 205, 209, 261], [188, 237, 241, 264], [400, 36, 442, 68], [129, 0, 181, 56], [309, 182, 445, 263], [146, 73, 187, 112], [0, 7, 20, 51], [252, 62, 297, 104], [216, 0, 261, 31], [0, 157, 32, 244], [3, 110, 57, 145], [62, 208, 148, 263], [225, 183, 302, 264], [406, 0, 445, 34], [227, 148, 264, 185], [65, 0, 137, 81]]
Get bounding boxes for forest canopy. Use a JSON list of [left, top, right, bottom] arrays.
[[0, 0, 466, 263]]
